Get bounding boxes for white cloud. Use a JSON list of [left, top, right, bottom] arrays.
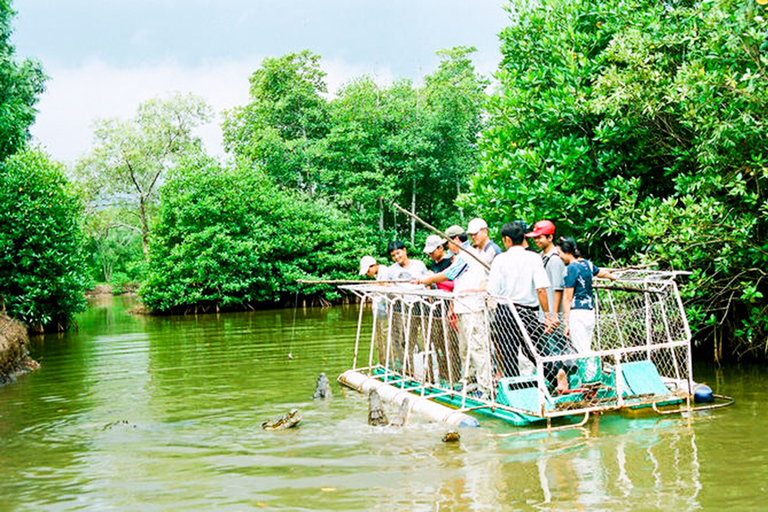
[[30, 58, 254, 164], [29, 57, 396, 165]]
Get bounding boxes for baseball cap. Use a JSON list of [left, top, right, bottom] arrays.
[[526, 220, 556, 237], [467, 218, 488, 235], [358, 255, 377, 275], [423, 235, 445, 254], [444, 225, 464, 239]]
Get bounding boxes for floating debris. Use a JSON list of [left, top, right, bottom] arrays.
[[442, 431, 460, 443], [102, 419, 137, 431]]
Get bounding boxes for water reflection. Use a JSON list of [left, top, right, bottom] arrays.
[[0, 297, 764, 510], [517, 415, 703, 509]]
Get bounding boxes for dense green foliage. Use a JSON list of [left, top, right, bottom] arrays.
[[140, 48, 488, 313], [0, 0, 46, 161], [0, 148, 87, 330], [223, 48, 487, 241], [141, 156, 374, 311], [0, 2, 86, 332], [81, 206, 144, 285], [462, 0, 768, 359]]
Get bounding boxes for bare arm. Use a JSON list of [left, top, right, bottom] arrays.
[[563, 287, 574, 337], [550, 289, 563, 327], [537, 288, 554, 334], [597, 269, 616, 281], [537, 288, 550, 314], [553, 289, 562, 315], [414, 272, 448, 285]]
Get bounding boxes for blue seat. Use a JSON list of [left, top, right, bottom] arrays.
[[620, 361, 670, 396]]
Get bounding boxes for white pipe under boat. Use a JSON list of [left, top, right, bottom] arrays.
[[338, 369, 480, 428]]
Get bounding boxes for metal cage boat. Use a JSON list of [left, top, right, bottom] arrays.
[[338, 270, 732, 431]]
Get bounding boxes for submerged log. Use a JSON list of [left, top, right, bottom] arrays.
[[0, 314, 40, 385]]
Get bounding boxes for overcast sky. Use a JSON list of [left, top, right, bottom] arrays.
[[12, 1, 510, 163]]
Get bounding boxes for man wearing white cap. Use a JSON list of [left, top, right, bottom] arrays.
[[358, 255, 387, 281], [467, 217, 502, 268], [423, 235, 452, 274], [359, 255, 390, 363]]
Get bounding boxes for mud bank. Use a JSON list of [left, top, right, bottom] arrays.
[[0, 314, 40, 385]]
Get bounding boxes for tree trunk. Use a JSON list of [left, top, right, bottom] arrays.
[[139, 198, 149, 260], [101, 257, 113, 283], [378, 196, 384, 231]]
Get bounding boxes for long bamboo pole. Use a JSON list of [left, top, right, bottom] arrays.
[[391, 202, 491, 271], [296, 279, 411, 285]]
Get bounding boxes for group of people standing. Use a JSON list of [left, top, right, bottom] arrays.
[[358, 218, 615, 396]]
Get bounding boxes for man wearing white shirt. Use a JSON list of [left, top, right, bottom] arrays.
[[414, 225, 493, 397], [487, 221, 556, 382]]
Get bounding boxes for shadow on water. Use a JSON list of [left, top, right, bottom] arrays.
[[0, 295, 766, 510]]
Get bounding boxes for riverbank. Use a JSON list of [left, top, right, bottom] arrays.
[[0, 314, 40, 385], [85, 283, 140, 298]]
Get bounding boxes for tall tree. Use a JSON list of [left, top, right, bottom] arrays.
[[422, 46, 488, 224], [77, 92, 213, 258], [0, 0, 47, 161], [223, 48, 487, 247], [0, 148, 87, 331], [222, 50, 329, 191], [319, 76, 395, 229]]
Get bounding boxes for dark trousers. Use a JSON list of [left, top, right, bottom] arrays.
[[491, 303, 559, 386]]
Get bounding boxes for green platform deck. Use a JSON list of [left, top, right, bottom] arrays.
[[368, 359, 682, 427]]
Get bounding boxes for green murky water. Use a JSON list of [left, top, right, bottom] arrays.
[[1, 295, 766, 510]]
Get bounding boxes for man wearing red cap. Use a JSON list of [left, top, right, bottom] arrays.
[[526, 219, 570, 391], [525, 220, 565, 324]]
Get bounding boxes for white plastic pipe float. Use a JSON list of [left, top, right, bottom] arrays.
[[338, 370, 480, 428]]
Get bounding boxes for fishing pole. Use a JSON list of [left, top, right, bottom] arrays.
[[390, 201, 491, 271], [296, 279, 412, 285]]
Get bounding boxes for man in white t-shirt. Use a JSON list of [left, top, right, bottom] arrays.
[[414, 225, 493, 398], [525, 220, 573, 377], [359, 255, 388, 281], [386, 240, 428, 282], [487, 221, 556, 383], [384, 240, 428, 373]]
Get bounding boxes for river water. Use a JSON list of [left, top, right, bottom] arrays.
[[1, 295, 766, 510]]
